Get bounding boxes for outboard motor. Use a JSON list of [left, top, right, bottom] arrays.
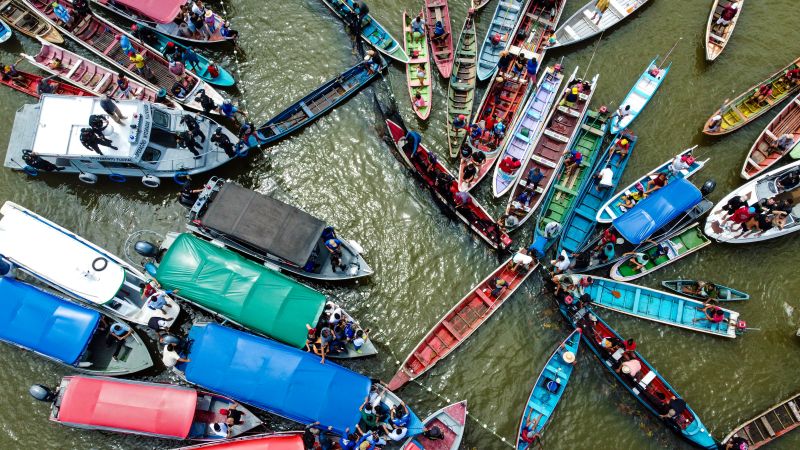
[[701, 179, 716, 196], [134, 241, 159, 258], [29, 384, 55, 402], [0, 255, 13, 278]]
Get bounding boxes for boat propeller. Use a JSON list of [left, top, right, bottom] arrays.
[[29, 384, 55, 402]]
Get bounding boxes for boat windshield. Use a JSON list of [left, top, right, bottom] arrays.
[[151, 108, 170, 129]]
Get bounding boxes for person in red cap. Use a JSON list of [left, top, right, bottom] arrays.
[[452, 114, 467, 130]]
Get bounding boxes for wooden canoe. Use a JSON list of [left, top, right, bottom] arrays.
[[387, 256, 537, 390], [424, 0, 454, 78], [704, 159, 800, 244], [446, 14, 477, 157], [404, 10, 433, 120], [515, 329, 580, 448], [596, 146, 708, 223], [703, 57, 800, 135], [558, 275, 741, 338], [402, 401, 467, 450], [457, 69, 530, 191], [472, 0, 492, 10], [548, 0, 651, 50], [0, 0, 62, 43], [503, 73, 599, 229], [705, 0, 743, 62], [609, 223, 711, 282], [0, 67, 94, 98], [23, 41, 175, 106], [609, 56, 671, 134], [476, 0, 528, 81], [386, 119, 512, 250], [89, 0, 232, 45], [252, 60, 385, 147], [557, 303, 718, 449], [27, 0, 223, 112], [556, 133, 638, 256], [319, 0, 409, 63], [532, 110, 609, 252], [492, 65, 568, 198], [661, 280, 749, 302], [721, 392, 800, 449], [741, 93, 800, 180]]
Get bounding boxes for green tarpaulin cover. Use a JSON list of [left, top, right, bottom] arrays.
[[156, 234, 325, 348]]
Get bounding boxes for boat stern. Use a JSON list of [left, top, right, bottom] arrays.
[[4, 104, 41, 173]]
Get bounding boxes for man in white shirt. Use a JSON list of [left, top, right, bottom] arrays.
[[550, 250, 571, 274], [595, 166, 614, 191], [162, 344, 190, 369]]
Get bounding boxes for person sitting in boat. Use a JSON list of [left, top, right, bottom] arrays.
[[511, 58, 526, 81], [658, 394, 688, 424], [615, 354, 642, 380], [499, 155, 521, 175], [594, 165, 615, 192], [513, 186, 536, 211], [753, 83, 773, 105], [618, 194, 636, 213], [451, 114, 468, 131], [713, 1, 739, 33], [518, 409, 541, 446], [338, 429, 360, 450], [484, 276, 508, 298], [411, 14, 425, 41], [786, 68, 800, 87], [2, 59, 25, 85], [162, 343, 190, 370], [129, 24, 158, 47], [220, 21, 239, 41], [462, 162, 478, 184], [622, 251, 650, 272], [589, 0, 609, 25], [36, 75, 57, 96], [612, 104, 631, 124], [324, 236, 347, 272], [559, 87, 579, 109], [220, 98, 246, 120], [668, 152, 693, 176], [79, 127, 115, 155], [22, 150, 65, 172], [468, 122, 483, 144], [492, 119, 506, 146], [431, 20, 448, 41], [563, 149, 583, 171], [644, 173, 669, 195], [509, 247, 534, 272], [609, 136, 631, 162], [146, 288, 176, 314], [723, 205, 755, 232], [778, 170, 800, 190], [770, 133, 796, 154], [497, 51, 513, 75], [489, 32, 502, 46], [499, 213, 519, 232], [648, 64, 661, 78], [162, 41, 180, 63], [707, 113, 723, 133], [524, 167, 544, 190], [204, 60, 221, 80], [113, 72, 133, 99], [412, 92, 427, 112], [356, 398, 379, 435], [693, 304, 726, 325], [469, 149, 486, 169], [725, 436, 750, 450], [382, 423, 407, 442], [88, 114, 110, 137]]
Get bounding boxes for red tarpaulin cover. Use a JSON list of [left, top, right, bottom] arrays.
[[56, 376, 197, 438], [112, 0, 184, 24]]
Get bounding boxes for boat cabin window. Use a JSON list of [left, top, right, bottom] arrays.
[[151, 109, 171, 129], [150, 127, 178, 148], [102, 162, 139, 169], [55, 158, 71, 166], [142, 147, 162, 163]]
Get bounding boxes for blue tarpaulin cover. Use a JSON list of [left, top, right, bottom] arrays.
[[0, 278, 98, 365], [613, 179, 702, 245], [183, 323, 370, 435]]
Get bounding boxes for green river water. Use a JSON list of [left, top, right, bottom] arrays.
[[1, 1, 799, 449]]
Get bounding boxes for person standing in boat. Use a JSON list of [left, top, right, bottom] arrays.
[[99, 94, 127, 124], [180, 114, 206, 143], [325, 236, 346, 272], [713, 1, 739, 34], [411, 14, 425, 42], [115, 72, 133, 99], [36, 75, 57, 96], [22, 150, 65, 172], [589, 0, 609, 25], [183, 47, 202, 72], [79, 127, 116, 155], [127, 50, 153, 82], [51, 2, 73, 27], [210, 127, 237, 158], [177, 130, 203, 159]]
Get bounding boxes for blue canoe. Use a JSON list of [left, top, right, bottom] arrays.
[[557, 133, 638, 256], [251, 59, 386, 147], [596, 146, 708, 223], [558, 275, 741, 338], [179, 323, 422, 436], [141, 25, 235, 87], [557, 302, 718, 449], [0, 277, 153, 375], [319, 0, 409, 63], [0, 18, 12, 43], [515, 329, 581, 448], [609, 56, 671, 134], [476, 0, 528, 81]]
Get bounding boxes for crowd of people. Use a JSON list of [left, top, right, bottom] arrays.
[[171, 0, 238, 42], [717, 175, 797, 236], [305, 301, 370, 364]]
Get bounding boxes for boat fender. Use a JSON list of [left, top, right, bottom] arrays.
[[701, 179, 716, 196], [29, 384, 55, 402], [23, 166, 38, 176], [78, 172, 98, 184], [173, 171, 190, 186], [92, 257, 108, 272], [348, 240, 365, 254], [144, 262, 158, 277], [108, 173, 127, 183], [134, 241, 159, 258], [141, 175, 160, 188]]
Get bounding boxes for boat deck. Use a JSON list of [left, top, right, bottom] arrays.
[[723, 392, 800, 448]]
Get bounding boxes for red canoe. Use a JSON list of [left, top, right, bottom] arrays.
[[387, 256, 537, 390], [741, 93, 800, 180], [424, 0, 454, 78], [458, 71, 530, 192], [0, 68, 94, 98], [176, 433, 305, 450], [386, 119, 511, 250]]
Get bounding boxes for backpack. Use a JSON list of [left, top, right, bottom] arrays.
[[207, 64, 219, 78]]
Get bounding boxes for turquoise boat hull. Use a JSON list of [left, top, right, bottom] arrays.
[[515, 329, 581, 448], [147, 26, 235, 87], [557, 134, 637, 256], [609, 56, 671, 134], [320, 0, 409, 63], [476, 0, 527, 80]]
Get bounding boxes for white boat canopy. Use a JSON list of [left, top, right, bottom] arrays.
[[0, 201, 125, 304]]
